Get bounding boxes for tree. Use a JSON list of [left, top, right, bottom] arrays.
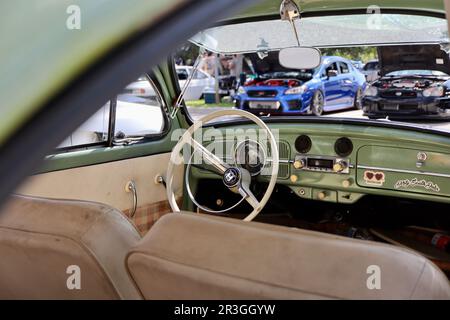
[[321, 47, 377, 62]]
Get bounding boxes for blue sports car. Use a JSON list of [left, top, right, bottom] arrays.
[[235, 54, 367, 116]]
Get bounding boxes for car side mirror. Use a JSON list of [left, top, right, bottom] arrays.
[[327, 70, 338, 78]]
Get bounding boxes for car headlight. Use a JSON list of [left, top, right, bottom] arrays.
[[423, 86, 445, 97], [237, 86, 246, 95], [364, 86, 378, 97], [285, 85, 308, 95]]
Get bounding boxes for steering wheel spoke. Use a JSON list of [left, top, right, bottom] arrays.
[[239, 185, 260, 210], [185, 133, 230, 175]]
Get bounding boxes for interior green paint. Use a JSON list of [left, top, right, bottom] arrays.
[[357, 146, 450, 197], [158, 60, 194, 129], [39, 131, 178, 174], [0, 0, 185, 146], [191, 123, 450, 205], [160, 62, 178, 101], [235, 0, 446, 20]]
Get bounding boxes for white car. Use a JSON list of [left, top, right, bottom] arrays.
[[123, 75, 157, 98], [124, 67, 215, 102], [176, 66, 216, 100]]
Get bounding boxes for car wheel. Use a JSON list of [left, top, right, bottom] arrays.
[[354, 88, 363, 110], [311, 91, 324, 116]]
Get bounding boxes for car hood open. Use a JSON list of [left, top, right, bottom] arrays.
[[245, 52, 289, 75], [378, 44, 450, 76]]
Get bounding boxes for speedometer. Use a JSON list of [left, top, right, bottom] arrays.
[[233, 140, 266, 176]]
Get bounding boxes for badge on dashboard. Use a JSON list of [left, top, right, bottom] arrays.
[[364, 171, 385, 186]]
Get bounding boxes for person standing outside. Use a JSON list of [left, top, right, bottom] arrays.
[[200, 51, 217, 76], [229, 54, 243, 90]]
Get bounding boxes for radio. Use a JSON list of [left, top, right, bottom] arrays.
[[293, 155, 351, 174]]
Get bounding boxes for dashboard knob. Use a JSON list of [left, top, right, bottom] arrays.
[[293, 159, 305, 169], [342, 179, 352, 188], [333, 161, 347, 173], [318, 191, 327, 200]]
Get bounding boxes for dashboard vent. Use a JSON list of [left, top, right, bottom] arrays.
[[277, 163, 290, 179], [279, 141, 291, 160], [266, 141, 290, 179], [267, 140, 290, 160]]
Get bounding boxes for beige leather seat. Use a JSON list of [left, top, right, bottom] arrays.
[[0, 195, 142, 299], [127, 213, 450, 299]]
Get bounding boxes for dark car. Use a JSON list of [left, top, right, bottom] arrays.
[[235, 52, 366, 116], [363, 45, 450, 119]]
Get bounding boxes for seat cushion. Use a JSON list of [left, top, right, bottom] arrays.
[[127, 213, 450, 299], [0, 194, 142, 299]]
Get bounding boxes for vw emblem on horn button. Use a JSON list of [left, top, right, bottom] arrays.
[[223, 168, 241, 188]]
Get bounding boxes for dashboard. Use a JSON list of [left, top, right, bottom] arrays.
[[193, 122, 450, 205]]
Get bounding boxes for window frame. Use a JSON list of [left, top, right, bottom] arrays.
[[54, 73, 170, 153], [322, 62, 340, 77], [338, 62, 350, 74]]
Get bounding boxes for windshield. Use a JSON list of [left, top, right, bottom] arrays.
[[191, 14, 449, 54], [173, 12, 450, 134]]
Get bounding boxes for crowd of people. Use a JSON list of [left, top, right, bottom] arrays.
[[175, 51, 245, 90]]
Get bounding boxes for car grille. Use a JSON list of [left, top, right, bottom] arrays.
[[247, 90, 278, 98], [379, 103, 418, 111], [399, 104, 419, 111], [379, 90, 417, 99]]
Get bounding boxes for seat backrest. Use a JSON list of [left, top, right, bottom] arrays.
[[127, 213, 450, 300], [0, 195, 142, 299]]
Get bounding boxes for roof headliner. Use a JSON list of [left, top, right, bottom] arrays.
[[232, 0, 446, 20]]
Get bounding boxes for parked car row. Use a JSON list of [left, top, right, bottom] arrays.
[[123, 44, 450, 120], [233, 45, 450, 120]]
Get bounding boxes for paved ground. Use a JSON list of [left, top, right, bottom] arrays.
[[187, 106, 450, 132]]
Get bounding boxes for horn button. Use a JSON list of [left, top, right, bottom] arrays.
[[223, 168, 241, 188]]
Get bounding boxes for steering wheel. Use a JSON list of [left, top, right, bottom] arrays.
[[166, 109, 279, 221]]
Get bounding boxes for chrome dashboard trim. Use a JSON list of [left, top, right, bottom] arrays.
[[357, 165, 450, 179]]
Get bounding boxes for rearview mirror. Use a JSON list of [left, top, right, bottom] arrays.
[[279, 47, 322, 70]]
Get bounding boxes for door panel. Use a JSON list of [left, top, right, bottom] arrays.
[[338, 62, 356, 107], [323, 76, 341, 109], [322, 63, 342, 109], [18, 152, 183, 235]]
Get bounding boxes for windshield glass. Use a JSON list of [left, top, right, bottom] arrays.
[[173, 12, 450, 134], [191, 14, 449, 54]]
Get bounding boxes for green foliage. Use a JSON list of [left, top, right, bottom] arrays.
[[185, 99, 234, 108], [321, 47, 378, 63], [175, 43, 199, 65]]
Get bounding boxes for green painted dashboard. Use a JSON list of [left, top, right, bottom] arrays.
[[191, 122, 450, 205]]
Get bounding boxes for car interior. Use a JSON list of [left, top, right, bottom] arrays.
[[1, 0, 450, 300]]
